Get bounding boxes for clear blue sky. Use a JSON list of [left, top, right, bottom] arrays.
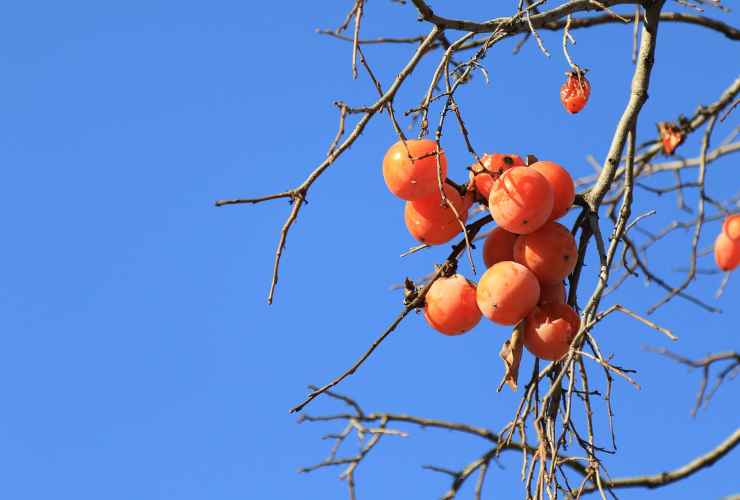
[[0, 1, 738, 499]]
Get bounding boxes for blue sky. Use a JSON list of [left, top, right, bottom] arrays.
[[0, 1, 738, 499]]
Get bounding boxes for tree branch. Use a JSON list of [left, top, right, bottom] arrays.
[[289, 215, 492, 413], [216, 27, 441, 304], [580, 428, 740, 493], [586, 0, 664, 209], [409, 0, 642, 33]]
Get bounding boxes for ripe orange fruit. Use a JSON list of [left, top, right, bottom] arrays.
[[469, 153, 525, 200], [714, 232, 740, 272], [476, 261, 540, 325], [411, 184, 467, 220], [722, 214, 740, 241], [530, 161, 575, 221], [513, 222, 578, 284], [405, 204, 463, 245], [424, 274, 482, 335], [463, 188, 476, 211], [404, 184, 468, 245], [539, 281, 566, 305], [383, 139, 447, 200], [489, 167, 554, 234], [482, 227, 517, 268], [560, 71, 591, 114], [524, 303, 580, 361]]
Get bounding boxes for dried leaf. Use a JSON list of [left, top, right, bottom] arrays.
[[498, 322, 525, 392]]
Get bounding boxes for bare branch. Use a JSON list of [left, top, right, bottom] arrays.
[[580, 428, 740, 493], [647, 348, 740, 415], [289, 215, 492, 413], [640, 141, 740, 174], [409, 0, 641, 33], [646, 114, 717, 313], [351, 0, 365, 79], [316, 29, 427, 45], [218, 27, 441, 304], [587, 304, 677, 341], [585, 0, 663, 209]]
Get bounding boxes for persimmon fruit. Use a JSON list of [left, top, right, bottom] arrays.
[[524, 303, 580, 361], [482, 227, 518, 269], [411, 184, 467, 220], [489, 167, 554, 234], [476, 261, 540, 325], [722, 214, 740, 241], [424, 274, 481, 335], [530, 161, 575, 221], [470, 153, 525, 200], [714, 232, 740, 272], [560, 71, 591, 114], [513, 222, 577, 284], [383, 139, 447, 200], [539, 281, 566, 305], [463, 188, 476, 211], [657, 122, 685, 156], [404, 184, 468, 245]]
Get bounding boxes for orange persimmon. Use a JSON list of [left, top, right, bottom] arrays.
[[714, 232, 740, 272], [424, 274, 482, 335], [383, 139, 447, 200], [482, 227, 518, 269], [469, 153, 525, 200], [513, 222, 578, 284], [722, 214, 740, 241], [539, 281, 566, 305], [530, 161, 575, 221], [476, 261, 540, 325], [524, 303, 580, 361], [489, 167, 554, 234], [404, 184, 468, 245], [411, 184, 467, 220]]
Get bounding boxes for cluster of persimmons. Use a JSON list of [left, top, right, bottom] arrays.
[[383, 139, 581, 361], [715, 214, 740, 272]]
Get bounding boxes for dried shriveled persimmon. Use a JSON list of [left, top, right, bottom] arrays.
[[488, 167, 554, 235], [560, 71, 591, 114], [424, 274, 482, 335], [722, 214, 740, 241], [513, 222, 578, 284], [530, 161, 575, 221], [539, 281, 566, 305], [524, 303, 580, 361], [383, 139, 447, 200], [476, 261, 540, 326], [714, 232, 740, 272], [482, 227, 518, 269], [404, 184, 468, 245], [469, 153, 525, 200], [657, 122, 685, 156]]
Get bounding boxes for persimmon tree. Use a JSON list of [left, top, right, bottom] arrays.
[[217, 1, 739, 498]]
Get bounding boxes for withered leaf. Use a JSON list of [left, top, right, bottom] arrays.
[[497, 321, 525, 392]]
